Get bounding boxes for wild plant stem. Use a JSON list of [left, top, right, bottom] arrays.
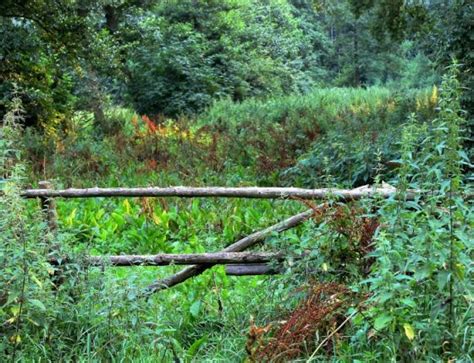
[[11, 225, 29, 363], [306, 309, 358, 362], [448, 186, 454, 350]]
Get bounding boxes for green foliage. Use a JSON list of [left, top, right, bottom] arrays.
[[238, 64, 472, 362], [126, 0, 326, 116], [349, 0, 473, 133], [1, 0, 462, 131], [0, 97, 193, 361], [0, 0, 139, 129], [1, 0, 473, 360], [280, 87, 436, 187], [2, 0, 446, 127], [24, 87, 436, 188], [0, 17, 77, 127], [2, 64, 472, 361], [348, 64, 473, 361]]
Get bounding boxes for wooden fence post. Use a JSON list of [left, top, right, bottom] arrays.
[[39, 181, 62, 289], [38, 181, 58, 233]]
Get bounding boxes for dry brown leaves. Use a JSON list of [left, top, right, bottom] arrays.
[[247, 283, 354, 362]]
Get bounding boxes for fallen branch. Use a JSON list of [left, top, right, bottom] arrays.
[[49, 252, 283, 266], [145, 208, 316, 294]]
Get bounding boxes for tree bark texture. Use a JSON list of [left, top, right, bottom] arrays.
[[225, 263, 280, 276], [49, 252, 283, 266]]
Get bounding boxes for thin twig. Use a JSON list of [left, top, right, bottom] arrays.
[[305, 309, 358, 362]]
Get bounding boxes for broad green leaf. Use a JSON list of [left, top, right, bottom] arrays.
[[400, 298, 416, 308], [374, 314, 392, 330], [30, 274, 43, 288], [377, 292, 393, 304], [190, 301, 201, 318], [66, 208, 77, 226], [152, 212, 161, 225], [123, 199, 131, 214], [437, 270, 451, 290], [30, 299, 46, 311], [10, 306, 20, 316], [186, 335, 207, 359]]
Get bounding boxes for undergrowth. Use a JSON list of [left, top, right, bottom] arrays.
[[1, 70, 472, 361], [248, 64, 473, 362], [23, 87, 436, 187]]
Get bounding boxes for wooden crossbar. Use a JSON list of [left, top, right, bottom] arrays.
[[27, 182, 471, 292], [225, 263, 280, 276], [49, 252, 283, 266], [19, 186, 416, 200], [145, 208, 317, 293]]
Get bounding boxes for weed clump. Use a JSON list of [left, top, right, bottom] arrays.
[[251, 283, 354, 362]]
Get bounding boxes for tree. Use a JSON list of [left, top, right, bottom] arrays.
[[0, 0, 142, 129], [347, 0, 473, 167], [125, 0, 331, 117]]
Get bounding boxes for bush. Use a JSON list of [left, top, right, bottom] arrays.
[[347, 63, 474, 361], [0, 98, 173, 360], [200, 87, 436, 185]]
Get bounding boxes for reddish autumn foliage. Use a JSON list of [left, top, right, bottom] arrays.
[[250, 283, 353, 362], [141, 115, 158, 133]]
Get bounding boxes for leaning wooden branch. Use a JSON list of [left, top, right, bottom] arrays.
[[49, 252, 283, 266], [145, 208, 316, 294], [18, 186, 421, 200]]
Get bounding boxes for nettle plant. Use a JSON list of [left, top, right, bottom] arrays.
[[0, 98, 157, 361], [0, 97, 51, 359], [352, 64, 473, 361]]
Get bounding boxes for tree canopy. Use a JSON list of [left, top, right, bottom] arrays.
[[0, 0, 471, 124]]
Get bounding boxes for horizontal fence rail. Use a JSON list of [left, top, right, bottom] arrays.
[[18, 185, 417, 200], [49, 252, 283, 267], [225, 263, 280, 276]]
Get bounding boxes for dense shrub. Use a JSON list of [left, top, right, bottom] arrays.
[[200, 87, 436, 185], [0, 97, 184, 361], [24, 87, 436, 187], [248, 65, 472, 362], [3, 66, 472, 361], [347, 64, 473, 362]]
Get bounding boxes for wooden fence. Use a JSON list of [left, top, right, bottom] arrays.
[[23, 183, 471, 294]]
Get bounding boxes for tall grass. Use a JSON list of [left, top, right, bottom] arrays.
[[199, 87, 436, 185]]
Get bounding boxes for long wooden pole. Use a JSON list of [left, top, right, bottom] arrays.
[[19, 186, 415, 200], [145, 208, 316, 293], [225, 263, 279, 276], [49, 252, 283, 267]]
